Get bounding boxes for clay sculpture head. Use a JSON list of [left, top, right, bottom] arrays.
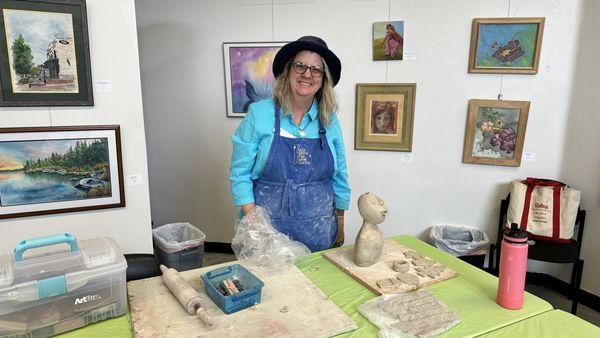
[[358, 192, 388, 225], [354, 192, 388, 267]]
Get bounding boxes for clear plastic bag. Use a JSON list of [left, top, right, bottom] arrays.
[[358, 290, 460, 338], [152, 222, 206, 253], [427, 225, 489, 257], [231, 205, 310, 266]]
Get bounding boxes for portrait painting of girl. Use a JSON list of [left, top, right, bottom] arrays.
[[370, 100, 399, 135]]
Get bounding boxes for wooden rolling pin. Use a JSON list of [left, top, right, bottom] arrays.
[[160, 265, 214, 326]]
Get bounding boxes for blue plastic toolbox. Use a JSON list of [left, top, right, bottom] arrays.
[[201, 264, 263, 314]]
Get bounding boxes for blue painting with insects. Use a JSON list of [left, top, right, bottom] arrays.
[[475, 23, 539, 68]]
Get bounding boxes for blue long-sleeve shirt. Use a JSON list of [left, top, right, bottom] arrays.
[[230, 98, 351, 210]]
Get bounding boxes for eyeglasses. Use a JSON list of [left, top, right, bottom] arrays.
[[291, 61, 324, 78]]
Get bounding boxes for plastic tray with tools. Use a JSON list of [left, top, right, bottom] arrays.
[[201, 264, 264, 314]]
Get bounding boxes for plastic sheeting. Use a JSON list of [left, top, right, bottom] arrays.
[[231, 206, 310, 266], [427, 225, 489, 257], [358, 289, 460, 338], [152, 222, 206, 253]]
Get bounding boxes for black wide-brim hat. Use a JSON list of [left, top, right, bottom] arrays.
[[272, 36, 341, 87]]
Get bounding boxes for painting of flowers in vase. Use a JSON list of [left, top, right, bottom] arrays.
[[463, 99, 530, 167]]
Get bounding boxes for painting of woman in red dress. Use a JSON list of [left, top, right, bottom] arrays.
[[373, 21, 404, 61]]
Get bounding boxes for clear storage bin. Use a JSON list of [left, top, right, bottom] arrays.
[[0, 234, 127, 337]]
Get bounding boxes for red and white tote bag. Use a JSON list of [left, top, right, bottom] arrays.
[[507, 178, 581, 243]]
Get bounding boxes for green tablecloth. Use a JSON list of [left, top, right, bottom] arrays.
[[60, 235, 555, 337], [478, 310, 600, 338], [57, 313, 132, 338], [296, 235, 553, 337]]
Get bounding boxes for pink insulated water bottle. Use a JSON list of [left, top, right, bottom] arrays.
[[497, 223, 529, 310]]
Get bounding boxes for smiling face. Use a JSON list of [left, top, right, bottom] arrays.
[[290, 50, 324, 100], [358, 192, 388, 225]]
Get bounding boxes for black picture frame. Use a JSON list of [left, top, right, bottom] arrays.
[[0, 0, 93, 106]]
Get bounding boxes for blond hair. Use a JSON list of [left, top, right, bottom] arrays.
[[272, 59, 338, 126]]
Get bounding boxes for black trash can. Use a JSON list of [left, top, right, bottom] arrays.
[[152, 222, 206, 271], [427, 225, 489, 269]]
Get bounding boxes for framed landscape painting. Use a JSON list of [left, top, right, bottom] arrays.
[[355, 83, 416, 152], [223, 41, 286, 117], [0, 0, 93, 106], [462, 99, 530, 167], [0, 126, 124, 219], [468, 17, 545, 74]]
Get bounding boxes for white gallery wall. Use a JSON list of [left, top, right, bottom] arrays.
[[0, 0, 153, 254], [136, 0, 599, 295], [561, 0, 600, 297]]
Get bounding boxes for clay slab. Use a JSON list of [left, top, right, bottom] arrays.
[[128, 262, 357, 337], [323, 239, 458, 295]]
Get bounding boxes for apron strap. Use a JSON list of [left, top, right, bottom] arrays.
[[318, 116, 326, 148], [274, 104, 282, 139]]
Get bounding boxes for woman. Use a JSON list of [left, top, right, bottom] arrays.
[[371, 101, 397, 135], [383, 23, 403, 59], [229, 36, 350, 252]]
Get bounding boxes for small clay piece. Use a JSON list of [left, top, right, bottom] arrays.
[[412, 258, 435, 267], [392, 260, 410, 273], [432, 265, 446, 274], [396, 272, 419, 285], [308, 266, 320, 272], [354, 192, 388, 267], [415, 265, 446, 279], [279, 306, 289, 313], [376, 278, 395, 289], [403, 250, 424, 260], [376, 277, 414, 293]]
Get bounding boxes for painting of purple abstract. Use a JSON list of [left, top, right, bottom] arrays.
[[223, 42, 287, 117]]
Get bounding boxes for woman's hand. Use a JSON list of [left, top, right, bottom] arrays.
[[332, 209, 345, 248], [241, 203, 255, 215]]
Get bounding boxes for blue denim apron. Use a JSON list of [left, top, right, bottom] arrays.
[[253, 106, 337, 252]]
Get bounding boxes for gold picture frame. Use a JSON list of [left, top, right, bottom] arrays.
[[462, 99, 530, 167], [468, 17, 545, 74], [355, 83, 416, 152]]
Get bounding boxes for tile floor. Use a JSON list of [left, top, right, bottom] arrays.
[[525, 284, 600, 326], [203, 251, 600, 327], [203, 252, 236, 266]]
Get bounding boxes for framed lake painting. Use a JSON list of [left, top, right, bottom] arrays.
[[462, 99, 530, 167], [355, 83, 416, 152], [223, 41, 287, 117], [468, 17, 545, 74], [373, 21, 404, 61], [0, 126, 124, 219], [0, 0, 93, 106]]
